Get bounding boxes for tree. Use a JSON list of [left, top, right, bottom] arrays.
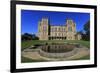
[[83, 20, 90, 41], [21, 33, 33, 41], [32, 34, 39, 40], [21, 33, 39, 41], [78, 20, 90, 41]]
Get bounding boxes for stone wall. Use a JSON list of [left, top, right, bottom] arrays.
[[38, 48, 78, 58]]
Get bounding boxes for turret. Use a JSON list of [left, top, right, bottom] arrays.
[[38, 18, 49, 40], [66, 19, 76, 40]]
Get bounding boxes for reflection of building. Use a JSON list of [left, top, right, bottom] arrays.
[[38, 18, 81, 40]]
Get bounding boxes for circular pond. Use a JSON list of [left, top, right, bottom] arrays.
[[22, 42, 89, 60], [36, 43, 83, 59]]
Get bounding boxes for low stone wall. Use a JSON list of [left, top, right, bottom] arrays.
[[38, 48, 79, 58]]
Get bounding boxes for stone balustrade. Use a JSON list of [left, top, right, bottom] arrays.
[[38, 48, 78, 58]]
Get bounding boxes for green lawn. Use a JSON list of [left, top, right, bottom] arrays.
[[71, 55, 90, 60], [22, 40, 90, 50]]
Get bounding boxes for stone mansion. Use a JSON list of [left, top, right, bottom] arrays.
[[38, 18, 81, 40]]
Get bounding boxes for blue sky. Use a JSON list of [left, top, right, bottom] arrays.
[[21, 10, 90, 34]]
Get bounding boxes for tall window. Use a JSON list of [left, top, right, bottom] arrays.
[[55, 28, 57, 32], [43, 25, 47, 31], [68, 27, 72, 32], [63, 28, 65, 32], [51, 28, 53, 32], [59, 28, 61, 32]]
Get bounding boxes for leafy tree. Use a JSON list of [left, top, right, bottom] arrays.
[[78, 20, 90, 41], [32, 34, 39, 40], [22, 33, 33, 41], [21, 33, 39, 41], [83, 20, 90, 41]]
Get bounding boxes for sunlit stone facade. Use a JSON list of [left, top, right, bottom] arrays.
[[38, 18, 81, 40]]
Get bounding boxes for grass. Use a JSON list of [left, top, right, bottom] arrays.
[[71, 55, 90, 60], [22, 40, 90, 49]]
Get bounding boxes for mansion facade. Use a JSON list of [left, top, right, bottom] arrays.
[[38, 18, 81, 40]]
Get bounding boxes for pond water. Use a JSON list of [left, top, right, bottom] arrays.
[[37, 43, 82, 53], [40, 44, 74, 53]]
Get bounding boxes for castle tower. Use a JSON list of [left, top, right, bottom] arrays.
[[66, 19, 76, 40], [38, 18, 49, 40]]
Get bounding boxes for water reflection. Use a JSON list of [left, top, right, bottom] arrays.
[[40, 44, 76, 53]]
